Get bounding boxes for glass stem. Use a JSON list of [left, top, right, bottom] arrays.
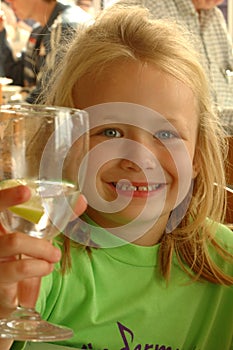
[[17, 254, 41, 313]]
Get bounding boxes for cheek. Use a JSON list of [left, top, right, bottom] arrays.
[[85, 148, 116, 179], [165, 143, 194, 205], [155, 144, 180, 182], [83, 148, 117, 201], [160, 148, 178, 176]]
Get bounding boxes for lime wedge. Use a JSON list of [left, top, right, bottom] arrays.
[[0, 179, 44, 224], [9, 201, 44, 224]]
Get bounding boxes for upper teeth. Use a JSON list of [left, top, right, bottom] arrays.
[[115, 183, 161, 192]]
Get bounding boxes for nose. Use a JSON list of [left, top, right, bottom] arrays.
[[119, 140, 158, 172]]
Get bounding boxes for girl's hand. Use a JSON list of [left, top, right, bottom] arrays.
[[0, 185, 31, 211], [0, 186, 61, 314], [0, 186, 87, 314], [74, 193, 87, 217]]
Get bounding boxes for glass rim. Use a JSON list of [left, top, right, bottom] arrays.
[[0, 103, 88, 121]]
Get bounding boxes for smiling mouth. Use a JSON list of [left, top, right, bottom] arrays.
[[112, 182, 164, 192]]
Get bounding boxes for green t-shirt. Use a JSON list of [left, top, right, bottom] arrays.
[[12, 221, 233, 350]]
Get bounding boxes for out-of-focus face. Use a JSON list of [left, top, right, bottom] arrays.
[[73, 61, 199, 244], [77, 0, 93, 13], [6, 0, 38, 20], [192, 0, 224, 11]]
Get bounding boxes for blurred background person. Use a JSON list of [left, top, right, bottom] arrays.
[[114, 0, 233, 134], [0, 0, 32, 78], [76, 0, 94, 15], [0, 0, 32, 57], [0, 0, 91, 102]]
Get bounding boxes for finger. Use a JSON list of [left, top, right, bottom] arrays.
[[0, 258, 55, 283], [0, 283, 18, 309], [0, 223, 7, 234], [73, 194, 87, 218], [0, 232, 61, 261], [0, 186, 31, 211], [18, 277, 41, 308]]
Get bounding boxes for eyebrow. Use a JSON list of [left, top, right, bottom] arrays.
[[96, 114, 193, 135], [162, 117, 193, 133]]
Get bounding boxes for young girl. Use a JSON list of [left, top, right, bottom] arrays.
[[0, 4, 233, 350]]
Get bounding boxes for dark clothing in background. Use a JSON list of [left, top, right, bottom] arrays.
[[0, 2, 91, 103]]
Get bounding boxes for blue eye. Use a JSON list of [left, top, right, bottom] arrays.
[[154, 130, 179, 140], [102, 128, 122, 138]]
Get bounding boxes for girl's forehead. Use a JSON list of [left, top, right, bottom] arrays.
[[86, 102, 177, 130], [74, 60, 195, 105], [74, 61, 199, 137]]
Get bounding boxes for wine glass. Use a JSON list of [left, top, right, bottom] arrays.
[[0, 104, 89, 341]]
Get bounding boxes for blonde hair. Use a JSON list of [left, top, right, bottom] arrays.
[[42, 5, 233, 284]]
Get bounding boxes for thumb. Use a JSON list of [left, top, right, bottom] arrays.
[[0, 186, 31, 212], [72, 194, 87, 219]]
